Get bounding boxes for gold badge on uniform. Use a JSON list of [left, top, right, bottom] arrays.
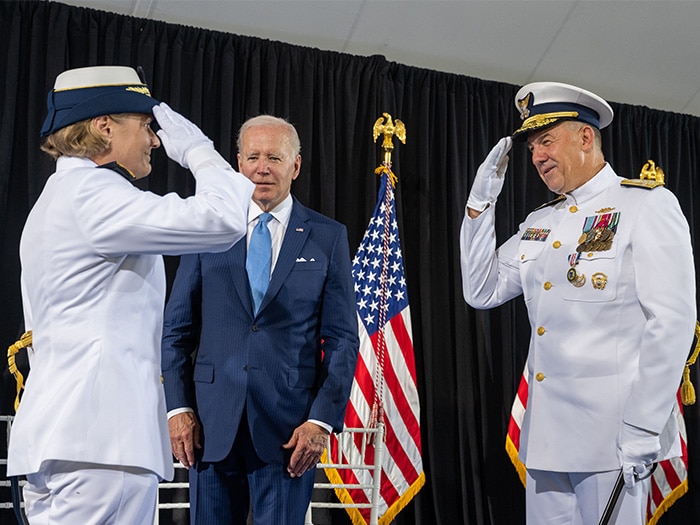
[[591, 272, 608, 290]]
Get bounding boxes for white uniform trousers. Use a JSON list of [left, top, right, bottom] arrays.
[[23, 460, 159, 525], [526, 469, 649, 525]]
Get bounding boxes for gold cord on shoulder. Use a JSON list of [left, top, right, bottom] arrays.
[[7, 330, 32, 412]]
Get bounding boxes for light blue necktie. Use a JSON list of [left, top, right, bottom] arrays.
[[246, 212, 272, 313]]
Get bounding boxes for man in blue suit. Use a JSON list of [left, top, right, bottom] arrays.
[[161, 115, 360, 524]]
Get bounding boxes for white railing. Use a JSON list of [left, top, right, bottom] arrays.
[[153, 462, 189, 524], [0, 415, 19, 514], [305, 423, 385, 525], [0, 416, 190, 525], [2, 416, 384, 525]]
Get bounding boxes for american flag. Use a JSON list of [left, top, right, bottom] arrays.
[[506, 365, 689, 524], [323, 168, 425, 524]]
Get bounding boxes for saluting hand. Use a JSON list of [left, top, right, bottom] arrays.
[[153, 102, 214, 170], [467, 136, 513, 214]]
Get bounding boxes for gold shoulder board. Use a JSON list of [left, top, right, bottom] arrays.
[[620, 178, 665, 189]]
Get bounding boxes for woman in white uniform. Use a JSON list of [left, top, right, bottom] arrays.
[[7, 65, 254, 524]]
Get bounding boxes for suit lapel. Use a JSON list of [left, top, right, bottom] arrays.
[[226, 238, 254, 313], [257, 200, 310, 314]]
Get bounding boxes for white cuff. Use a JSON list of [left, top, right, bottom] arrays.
[[186, 145, 231, 173], [308, 419, 333, 434], [167, 407, 194, 420]]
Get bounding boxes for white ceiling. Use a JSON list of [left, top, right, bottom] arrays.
[[54, 0, 700, 118]]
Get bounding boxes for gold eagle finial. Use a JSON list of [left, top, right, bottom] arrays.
[[373, 112, 406, 167]]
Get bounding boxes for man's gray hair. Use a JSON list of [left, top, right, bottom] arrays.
[[237, 115, 301, 155]]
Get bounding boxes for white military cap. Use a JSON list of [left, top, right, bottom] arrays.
[[512, 81, 613, 141], [40, 65, 158, 137]]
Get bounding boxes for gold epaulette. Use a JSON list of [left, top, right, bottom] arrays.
[[534, 195, 566, 211], [681, 322, 700, 405], [620, 178, 665, 189], [622, 159, 666, 189], [7, 330, 32, 412]]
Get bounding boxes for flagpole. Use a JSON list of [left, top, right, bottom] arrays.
[[369, 113, 406, 429], [323, 113, 423, 525]]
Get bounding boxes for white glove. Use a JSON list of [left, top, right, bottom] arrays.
[[467, 136, 512, 212], [618, 423, 660, 489], [153, 102, 217, 170]]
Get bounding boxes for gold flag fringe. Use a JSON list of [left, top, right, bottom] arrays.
[[321, 448, 425, 525]]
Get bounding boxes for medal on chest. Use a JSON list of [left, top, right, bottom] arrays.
[[576, 210, 619, 253], [567, 208, 619, 288], [566, 253, 586, 287]]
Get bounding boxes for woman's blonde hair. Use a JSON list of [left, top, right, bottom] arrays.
[[40, 114, 128, 159]]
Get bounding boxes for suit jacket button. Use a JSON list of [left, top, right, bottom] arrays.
[[252, 325, 259, 332]]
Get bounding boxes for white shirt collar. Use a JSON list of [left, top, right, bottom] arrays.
[[566, 163, 617, 205], [248, 194, 293, 227]]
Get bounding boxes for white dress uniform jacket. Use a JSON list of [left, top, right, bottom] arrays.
[[8, 156, 254, 480], [461, 164, 695, 472]]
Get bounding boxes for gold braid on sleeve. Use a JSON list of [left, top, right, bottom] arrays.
[[7, 330, 32, 412]]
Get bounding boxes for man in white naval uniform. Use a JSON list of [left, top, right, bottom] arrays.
[[7, 66, 254, 524], [460, 82, 696, 524]]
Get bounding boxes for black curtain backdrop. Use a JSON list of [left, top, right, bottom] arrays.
[[2, 2, 700, 524]]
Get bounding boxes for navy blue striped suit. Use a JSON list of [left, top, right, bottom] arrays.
[[161, 198, 359, 524]]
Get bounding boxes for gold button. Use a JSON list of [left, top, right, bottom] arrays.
[[569, 205, 578, 213], [543, 281, 552, 290], [521, 254, 525, 260], [536, 372, 545, 382], [552, 240, 561, 249], [537, 326, 546, 336], [160, 375, 164, 384], [588, 252, 594, 258]]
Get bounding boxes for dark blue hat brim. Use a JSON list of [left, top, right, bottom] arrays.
[[511, 102, 603, 141], [40, 86, 159, 137]]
